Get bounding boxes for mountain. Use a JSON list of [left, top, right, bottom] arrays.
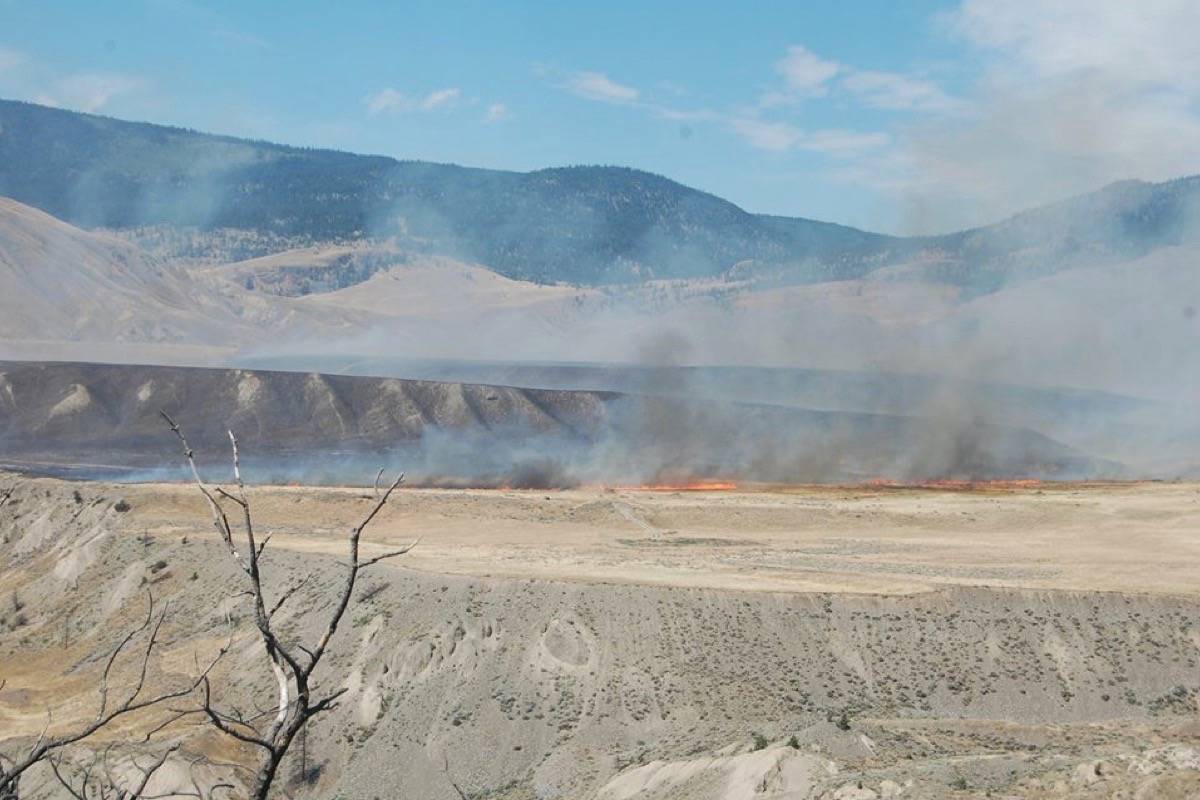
[[910, 176, 1200, 293], [0, 196, 253, 345], [0, 99, 903, 285], [0, 196, 402, 357], [3, 99, 1199, 292]]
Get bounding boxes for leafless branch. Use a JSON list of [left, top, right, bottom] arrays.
[[198, 679, 270, 750], [160, 411, 247, 574], [1, 591, 225, 799], [164, 414, 415, 800], [49, 743, 180, 800], [442, 751, 468, 800], [48, 752, 91, 800], [356, 538, 421, 571], [267, 577, 310, 619], [126, 744, 181, 798]]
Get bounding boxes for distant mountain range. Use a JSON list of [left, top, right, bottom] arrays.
[[2, 99, 1197, 290], [1, 100, 1197, 481]]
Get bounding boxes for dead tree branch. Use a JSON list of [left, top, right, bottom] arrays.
[[0, 593, 224, 800], [50, 742, 180, 800], [162, 413, 414, 800]]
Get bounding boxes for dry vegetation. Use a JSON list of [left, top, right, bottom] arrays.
[[0, 412, 417, 800], [2, 474, 1199, 798]]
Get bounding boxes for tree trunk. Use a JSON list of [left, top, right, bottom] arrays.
[[251, 752, 282, 800]]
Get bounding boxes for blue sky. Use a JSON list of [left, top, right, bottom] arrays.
[[2, 1, 1198, 233]]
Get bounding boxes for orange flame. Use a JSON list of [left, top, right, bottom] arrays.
[[620, 480, 738, 492]]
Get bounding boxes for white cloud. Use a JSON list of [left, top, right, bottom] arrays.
[[652, 106, 717, 123], [46, 72, 147, 112], [731, 118, 802, 151], [774, 45, 840, 97], [365, 87, 462, 116], [950, 0, 1200, 89], [0, 48, 147, 116], [568, 71, 639, 104], [485, 103, 510, 123], [731, 118, 889, 155], [420, 87, 460, 111], [801, 129, 892, 155], [365, 88, 408, 115], [0, 46, 25, 74], [759, 44, 957, 114], [840, 70, 958, 112], [554, 51, 895, 160]]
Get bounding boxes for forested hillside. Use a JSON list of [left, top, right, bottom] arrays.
[[0, 100, 897, 284], [1, 99, 1198, 290]]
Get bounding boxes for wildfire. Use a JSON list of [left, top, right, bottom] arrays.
[[620, 480, 738, 492]]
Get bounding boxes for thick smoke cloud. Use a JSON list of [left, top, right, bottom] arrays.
[[883, 0, 1200, 232]]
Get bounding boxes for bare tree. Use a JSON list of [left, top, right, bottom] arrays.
[[51, 740, 241, 800], [0, 595, 223, 800], [161, 413, 417, 800], [48, 743, 179, 800], [48, 738, 238, 800], [0, 483, 15, 548]]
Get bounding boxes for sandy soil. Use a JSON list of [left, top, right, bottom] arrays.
[[120, 479, 1200, 597]]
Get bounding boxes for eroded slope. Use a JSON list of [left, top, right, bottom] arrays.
[[0, 476, 1198, 798]]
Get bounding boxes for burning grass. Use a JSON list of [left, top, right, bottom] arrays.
[[617, 479, 739, 492]]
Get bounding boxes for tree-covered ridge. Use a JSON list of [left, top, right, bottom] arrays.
[[0, 100, 901, 284], [1, 99, 1198, 290]]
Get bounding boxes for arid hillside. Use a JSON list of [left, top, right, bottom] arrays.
[[0, 197, 252, 345], [1, 475, 1198, 799], [0, 197, 386, 354], [0, 360, 1116, 484]]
